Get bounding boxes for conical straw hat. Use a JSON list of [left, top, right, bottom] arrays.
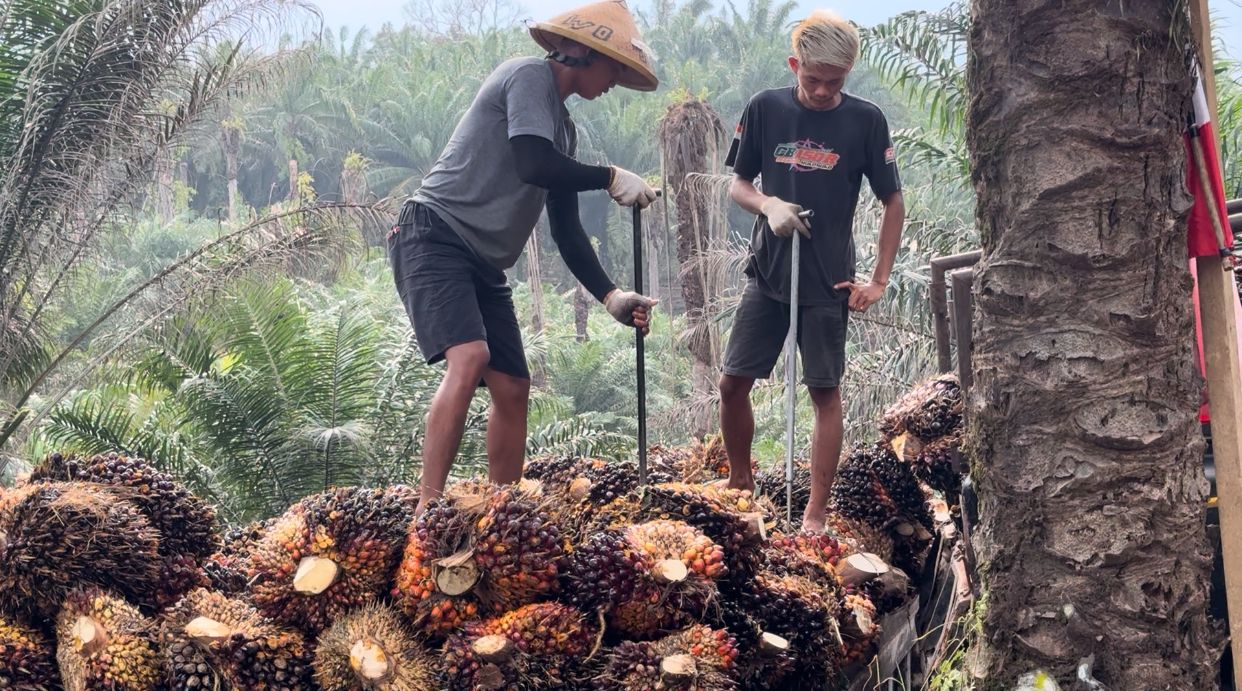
[[529, 0, 659, 92]]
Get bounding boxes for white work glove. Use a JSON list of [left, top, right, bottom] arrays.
[[604, 289, 658, 334], [760, 197, 810, 238], [608, 166, 658, 209]]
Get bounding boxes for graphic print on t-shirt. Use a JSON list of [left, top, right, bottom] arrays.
[[773, 138, 840, 172]]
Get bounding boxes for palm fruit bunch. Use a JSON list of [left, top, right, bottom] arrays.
[[754, 459, 813, 527], [249, 485, 417, 632], [393, 482, 563, 635], [524, 455, 586, 490], [840, 593, 880, 665], [912, 432, 964, 497], [472, 483, 566, 608], [737, 571, 845, 688], [647, 444, 692, 479], [608, 520, 724, 639], [203, 518, 273, 595], [29, 452, 220, 607], [878, 374, 963, 441], [314, 603, 438, 691], [0, 483, 162, 618], [829, 443, 933, 574], [703, 593, 796, 691], [161, 587, 312, 690], [598, 625, 738, 691], [763, 531, 847, 590], [642, 483, 768, 575], [825, 514, 895, 565], [560, 528, 649, 614], [0, 614, 58, 690], [442, 603, 597, 690], [55, 588, 161, 691]]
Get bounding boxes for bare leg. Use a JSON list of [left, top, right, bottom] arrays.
[[417, 341, 490, 514], [482, 368, 530, 485], [802, 386, 843, 532], [719, 374, 757, 492]]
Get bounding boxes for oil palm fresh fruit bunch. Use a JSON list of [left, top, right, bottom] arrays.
[[829, 444, 933, 575], [30, 452, 219, 607], [642, 483, 768, 575], [824, 514, 895, 565], [55, 588, 161, 691], [0, 614, 58, 690], [607, 521, 724, 640], [840, 592, 880, 666], [203, 518, 273, 595], [878, 374, 963, 441], [161, 587, 313, 690], [249, 486, 417, 632], [0, 483, 162, 617], [738, 571, 845, 689], [598, 624, 739, 691], [392, 482, 563, 635], [913, 432, 964, 498], [314, 603, 438, 691], [754, 460, 813, 528], [442, 602, 597, 690]]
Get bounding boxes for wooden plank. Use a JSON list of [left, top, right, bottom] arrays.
[[1189, 3, 1242, 688]]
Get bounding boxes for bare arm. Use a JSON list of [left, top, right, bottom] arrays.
[[870, 191, 905, 286], [729, 175, 769, 215]]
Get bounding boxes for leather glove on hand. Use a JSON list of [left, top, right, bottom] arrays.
[[604, 289, 658, 334], [760, 197, 810, 238], [608, 166, 658, 209]]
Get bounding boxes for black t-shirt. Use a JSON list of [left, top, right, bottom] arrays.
[[726, 88, 902, 305]]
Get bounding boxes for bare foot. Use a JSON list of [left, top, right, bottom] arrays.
[[801, 515, 826, 533], [726, 476, 756, 493]]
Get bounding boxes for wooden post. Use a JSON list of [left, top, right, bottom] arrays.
[[1189, 3, 1242, 688]]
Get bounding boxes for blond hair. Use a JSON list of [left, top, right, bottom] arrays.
[[791, 10, 859, 70]]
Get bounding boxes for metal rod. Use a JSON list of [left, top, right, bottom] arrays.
[[784, 209, 812, 526], [634, 203, 648, 486], [785, 230, 800, 526], [1228, 198, 1242, 216]]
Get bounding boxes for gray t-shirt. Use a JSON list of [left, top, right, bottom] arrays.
[[413, 57, 575, 270]]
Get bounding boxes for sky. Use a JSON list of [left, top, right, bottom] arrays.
[[308, 0, 1242, 57]]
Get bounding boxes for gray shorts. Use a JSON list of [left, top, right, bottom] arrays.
[[387, 201, 529, 381], [721, 281, 848, 389]]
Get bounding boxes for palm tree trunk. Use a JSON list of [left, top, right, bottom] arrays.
[[965, 1, 1215, 686], [574, 284, 590, 343], [659, 98, 724, 437], [221, 122, 242, 225]]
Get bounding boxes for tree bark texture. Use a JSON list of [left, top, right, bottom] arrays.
[[965, 2, 1216, 687]]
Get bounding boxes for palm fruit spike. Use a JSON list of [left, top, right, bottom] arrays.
[[599, 625, 738, 691], [0, 483, 162, 618], [879, 373, 963, 441], [0, 614, 58, 690], [250, 486, 417, 632], [55, 588, 161, 691], [31, 452, 219, 607], [314, 603, 437, 691], [161, 588, 312, 690]]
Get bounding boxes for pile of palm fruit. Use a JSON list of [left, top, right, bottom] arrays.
[[0, 375, 964, 690]]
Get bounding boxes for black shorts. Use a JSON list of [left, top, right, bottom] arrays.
[[721, 281, 848, 388], [388, 201, 529, 381]]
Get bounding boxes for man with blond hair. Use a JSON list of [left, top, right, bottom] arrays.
[[719, 10, 905, 531], [389, 0, 661, 513]]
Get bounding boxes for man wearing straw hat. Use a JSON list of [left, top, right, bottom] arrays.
[[389, 0, 661, 513], [718, 10, 905, 531]]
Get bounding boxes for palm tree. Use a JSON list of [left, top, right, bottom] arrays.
[[964, 1, 1214, 686]]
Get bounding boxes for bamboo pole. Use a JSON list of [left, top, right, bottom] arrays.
[[1189, 3, 1242, 688]]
